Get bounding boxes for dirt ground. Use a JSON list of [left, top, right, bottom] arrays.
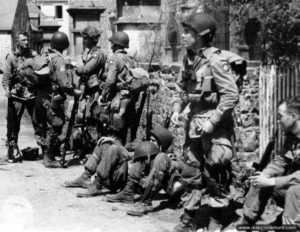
[[0, 93, 185, 232]]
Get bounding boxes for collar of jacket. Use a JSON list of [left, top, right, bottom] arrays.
[[196, 47, 220, 59], [115, 49, 127, 55]]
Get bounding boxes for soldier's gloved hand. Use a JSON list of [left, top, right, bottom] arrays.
[[171, 111, 180, 126], [197, 120, 214, 135]]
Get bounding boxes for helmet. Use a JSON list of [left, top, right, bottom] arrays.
[[109, 31, 129, 48], [82, 26, 101, 39], [181, 13, 216, 40], [150, 126, 174, 151], [51, 31, 69, 50], [133, 141, 160, 162], [21, 147, 39, 161]]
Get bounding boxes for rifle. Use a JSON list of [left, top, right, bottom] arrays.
[[252, 129, 278, 171], [60, 95, 80, 167]]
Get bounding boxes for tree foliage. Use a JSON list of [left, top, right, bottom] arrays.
[[230, 0, 300, 64]]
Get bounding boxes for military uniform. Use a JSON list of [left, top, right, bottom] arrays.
[[101, 49, 137, 144], [244, 132, 300, 226], [43, 48, 74, 167], [2, 48, 39, 159], [64, 137, 130, 196], [73, 46, 106, 156], [172, 46, 239, 231]]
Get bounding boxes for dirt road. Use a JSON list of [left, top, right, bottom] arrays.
[[0, 94, 181, 232]]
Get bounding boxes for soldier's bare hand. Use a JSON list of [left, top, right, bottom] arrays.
[[197, 120, 213, 135], [249, 172, 275, 188], [171, 111, 180, 125]]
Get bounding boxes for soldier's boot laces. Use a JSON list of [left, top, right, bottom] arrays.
[[7, 142, 23, 163], [64, 170, 92, 188], [76, 176, 103, 198], [126, 200, 153, 216], [173, 211, 196, 232], [106, 179, 137, 203]]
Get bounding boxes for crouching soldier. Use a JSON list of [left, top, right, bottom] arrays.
[[106, 126, 182, 215]]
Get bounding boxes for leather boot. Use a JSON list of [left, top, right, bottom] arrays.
[[44, 156, 61, 168], [126, 199, 153, 216], [43, 147, 61, 168], [76, 176, 103, 198], [64, 169, 92, 188], [106, 178, 137, 203], [126, 183, 154, 216], [7, 141, 23, 163], [173, 210, 196, 232]]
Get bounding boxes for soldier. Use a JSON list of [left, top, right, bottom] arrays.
[[63, 126, 173, 199], [170, 13, 239, 232], [42, 31, 81, 168], [106, 126, 180, 214], [241, 96, 300, 227], [64, 135, 130, 197], [99, 31, 137, 145], [71, 26, 106, 159], [2, 31, 39, 162]]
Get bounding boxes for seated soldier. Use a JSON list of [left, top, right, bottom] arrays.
[[63, 126, 173, 198], [106, 126, 190, 216], [241, 96, 300, 228]]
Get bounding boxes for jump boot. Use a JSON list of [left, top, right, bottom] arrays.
[[7, 141, 23, 163], [126, 185, 154, 216], [76, 175, 103, 197], [43, 146, 61, 168], [106, 178, 138, 203], [64, 169, 92, 188], [173, 210, 196, 232]]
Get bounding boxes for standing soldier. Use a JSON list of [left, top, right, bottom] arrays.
[[2, 31, 39, 162], [68, 26, 106, 160], [99, 31, 137, 145], [42, 31, 81, 168], [170, 13, 239, 232]]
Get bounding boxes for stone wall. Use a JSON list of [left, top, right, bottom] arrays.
[[135, 61, 260, 162]]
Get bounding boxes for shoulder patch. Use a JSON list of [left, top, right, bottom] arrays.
[[93, 53, 98, 58], [60, 66, 66, 72], [220, 60, 230, 72]]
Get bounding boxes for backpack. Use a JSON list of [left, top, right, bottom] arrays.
[[24, 51, 52, 87], [117, 63, 150, 93]]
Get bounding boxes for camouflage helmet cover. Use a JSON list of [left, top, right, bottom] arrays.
[[81, 26, 102, 38]]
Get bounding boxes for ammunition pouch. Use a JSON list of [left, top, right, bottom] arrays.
[[188, 110, 214, 140]]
